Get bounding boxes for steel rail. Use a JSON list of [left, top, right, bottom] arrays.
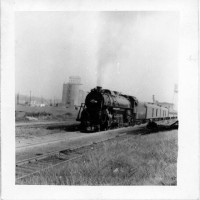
[[16, 155, 83, 181], [16, 132, 128, 181], [16, 132, 127, 166]]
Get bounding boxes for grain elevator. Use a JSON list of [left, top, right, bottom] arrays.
[[62, 76, 86, 107]]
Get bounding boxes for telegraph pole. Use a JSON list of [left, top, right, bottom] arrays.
[[30, 91, 32, 106]]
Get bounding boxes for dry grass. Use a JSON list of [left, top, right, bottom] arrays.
[[15, 105, 78, 121], [17, 129, 178, 185], [15, 127, 66, 139]]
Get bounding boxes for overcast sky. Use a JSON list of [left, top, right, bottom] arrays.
[[15, 11, 179, 102]]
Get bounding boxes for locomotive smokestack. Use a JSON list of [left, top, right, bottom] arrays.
[[152, 95, 155, 104], [96, 86, 102, 92]]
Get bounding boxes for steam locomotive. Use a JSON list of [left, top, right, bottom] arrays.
[[76, 86, 177, 132]]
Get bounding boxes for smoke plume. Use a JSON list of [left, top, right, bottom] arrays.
[[96, 12, 138, 87]]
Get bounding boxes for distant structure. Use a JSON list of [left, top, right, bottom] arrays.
[[15, 93, 52, 107], [157, 102, 177, 117], [152, 95, 177, 117], [152, 84, 178, 111], [157, 102, 174, 110], [152, 94, 175, 109], [62, 76, 86, 107]]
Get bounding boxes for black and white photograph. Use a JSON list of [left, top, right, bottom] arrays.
[[1, 0, 199, 199], [15, 10, 179, 185]]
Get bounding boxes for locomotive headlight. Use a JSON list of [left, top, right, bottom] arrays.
[[90, 99, 98, 103]]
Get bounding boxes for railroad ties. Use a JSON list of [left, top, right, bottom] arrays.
[[16, 132, 128, 182]]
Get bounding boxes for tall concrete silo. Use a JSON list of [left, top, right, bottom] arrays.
[[62, 76, 82, 107]]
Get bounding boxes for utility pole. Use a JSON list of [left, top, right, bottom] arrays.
[[152, 95, 155, 104], [30, 91, 32, 106]]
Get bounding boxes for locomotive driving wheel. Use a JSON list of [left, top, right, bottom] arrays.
[[100, 115, 109, 131]]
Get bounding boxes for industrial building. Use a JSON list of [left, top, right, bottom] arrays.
[[151, 95, 178, 117], [62, 76, 86, 107]]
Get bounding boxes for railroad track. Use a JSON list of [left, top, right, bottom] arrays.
[[16, 120, 79, 129], [16, 124, 178, 182], [16, 132, 128, 182]]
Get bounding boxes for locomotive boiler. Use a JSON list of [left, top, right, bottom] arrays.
[[76, 86, 174, 132]]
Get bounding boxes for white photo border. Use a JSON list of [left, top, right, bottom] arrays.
[[1, 0, 199, 199]]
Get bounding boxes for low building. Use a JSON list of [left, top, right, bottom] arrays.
[[157, 102, 174, 110], [157, 102, 177, 117]]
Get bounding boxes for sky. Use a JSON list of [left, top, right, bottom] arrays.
[[15, 11, 179, 103]]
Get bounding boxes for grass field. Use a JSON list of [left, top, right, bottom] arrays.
[[17, 129, 178, 185], [16, 127, 67, 139], [15, 105, 78, 121]]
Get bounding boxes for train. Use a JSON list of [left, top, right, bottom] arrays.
[[76, 86, 177, 132]]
